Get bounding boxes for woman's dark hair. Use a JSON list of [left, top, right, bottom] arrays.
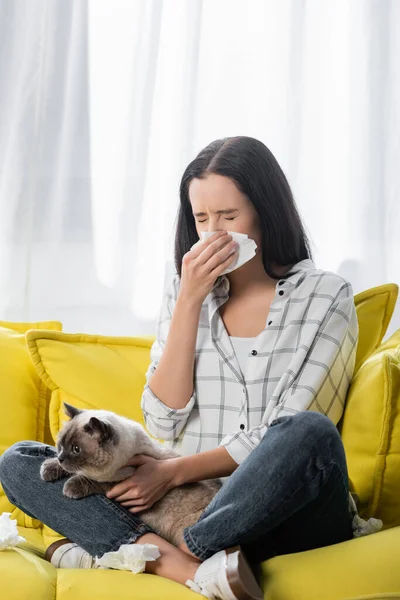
[[174, 136, 312, 279]]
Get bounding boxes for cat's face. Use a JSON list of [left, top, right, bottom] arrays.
[[56, 402, 119, 474]]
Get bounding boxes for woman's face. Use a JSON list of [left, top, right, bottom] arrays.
[[188, 174, 262, 251]]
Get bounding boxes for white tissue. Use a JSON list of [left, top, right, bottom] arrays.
[[348, 492, 383, 538], [352, 514, 383, 538], [191, 231, 257, 274], [0, 512, 26, 551], [94, 543, 161, 573]]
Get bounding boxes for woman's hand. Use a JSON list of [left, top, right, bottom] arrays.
[[179, 230, 239, 305], [105, 455, 178, 513]]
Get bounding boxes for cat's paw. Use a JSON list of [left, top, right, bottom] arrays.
[[63, 476, 88, 499], [40, 458, 67, 481]]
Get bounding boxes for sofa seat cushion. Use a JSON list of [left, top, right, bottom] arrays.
[[0, 526, 54, 600], [55, 569, 195, 600], [261, 525, 400, 600], [2, 525, 400, 600]]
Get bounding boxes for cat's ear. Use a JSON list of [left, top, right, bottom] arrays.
[[63, 402, 84, 420], [84, 417, 113, 443]]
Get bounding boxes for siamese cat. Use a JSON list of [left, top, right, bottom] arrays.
[[40, 402, 222, 546]]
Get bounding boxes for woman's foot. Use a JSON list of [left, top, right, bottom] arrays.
[[45, 535, 264, 600], [44, 538, 101, 568], [186, 545, 263, 600]]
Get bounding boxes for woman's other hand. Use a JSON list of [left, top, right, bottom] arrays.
[[105, 455, 178, 513]]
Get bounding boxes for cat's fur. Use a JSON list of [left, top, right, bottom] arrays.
[[40, 402, 221, 546]]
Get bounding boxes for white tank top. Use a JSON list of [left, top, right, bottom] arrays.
[[229, 335, 257, 377]]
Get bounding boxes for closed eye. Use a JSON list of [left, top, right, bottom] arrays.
[[197, 217, 236, 223]]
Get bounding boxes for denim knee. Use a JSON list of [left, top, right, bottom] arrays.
[[271, 410, 338, 437], [0, 442, 21, 486], [0, 441, 44, 487], [291, 411, 341, 442], [268, 411, 346, 467]]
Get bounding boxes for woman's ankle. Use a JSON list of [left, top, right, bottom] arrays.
[[132, 532, 201, 585], [44, 538, 74, 563], [177, 539, 202, 561]]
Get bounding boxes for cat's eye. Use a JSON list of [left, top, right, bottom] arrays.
[[72, 445, 80, 454]]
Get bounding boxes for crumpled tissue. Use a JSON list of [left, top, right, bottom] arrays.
[[352, 513, 383, 538], [348, 493, 383, 537], [0, 512, 26, 551], [191, 231, 257, 275], [94, 543, 161, 573]]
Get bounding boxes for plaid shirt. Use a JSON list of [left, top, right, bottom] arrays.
[[141, 259, 383, 537]]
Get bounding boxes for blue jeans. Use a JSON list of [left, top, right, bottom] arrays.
[[0, 412, 353, 564]]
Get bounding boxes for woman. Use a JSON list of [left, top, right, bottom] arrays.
[[0, 137, 360, 600]]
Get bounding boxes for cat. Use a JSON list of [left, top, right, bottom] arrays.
[[40, 402, 222, 546]]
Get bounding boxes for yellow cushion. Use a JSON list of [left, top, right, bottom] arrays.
[[25, 329, 157, 546], [261, 524, 400, 600], [0, 321, 62, 528], [373, 328, 400, 355], [25, 330, 156, 442], [353, 284, 398, 373], [339, 330, 400, 529]]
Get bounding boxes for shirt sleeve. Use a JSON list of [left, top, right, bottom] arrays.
[[219, 281, 359, 465], [140, 274, 196, 440]]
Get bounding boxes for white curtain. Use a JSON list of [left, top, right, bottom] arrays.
[[0, 0, 399, 336]]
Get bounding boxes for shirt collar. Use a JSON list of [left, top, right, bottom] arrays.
[[211, 258, 315, 295], [282, 258, 315, 286]]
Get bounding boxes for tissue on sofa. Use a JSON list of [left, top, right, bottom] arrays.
[[0, 513, 26, 551], [94, 543, 161, 573]]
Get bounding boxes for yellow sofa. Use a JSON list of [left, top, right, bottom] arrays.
[[1, 284, 400, 600]]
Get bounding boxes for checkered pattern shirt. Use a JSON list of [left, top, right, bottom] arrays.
[[141, 259, 383, 537]]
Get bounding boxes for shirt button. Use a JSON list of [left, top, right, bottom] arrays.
[[240, 423, 245, 430], [278, 281, 284, 286], [268, 320, 272, 326], [251, 349, 257, 356], [278, 290, 284, 296]]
